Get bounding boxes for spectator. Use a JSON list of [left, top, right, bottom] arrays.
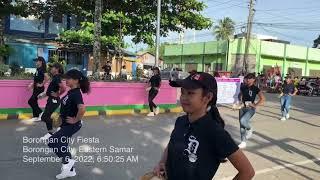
[[120, 65, 127, 80]]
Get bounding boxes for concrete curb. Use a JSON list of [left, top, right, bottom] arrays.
[[0, 107, 183, 121]]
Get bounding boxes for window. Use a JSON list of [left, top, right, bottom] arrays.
[[185, 63, 198, 73], [288, 67, 302, 77], [310, 70, 320, 77], [53, 15, 63, 23], [213, 63, 223, 71]]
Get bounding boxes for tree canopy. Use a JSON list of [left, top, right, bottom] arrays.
[[42, 0, 212, 46], [213, 17, 235, 41]]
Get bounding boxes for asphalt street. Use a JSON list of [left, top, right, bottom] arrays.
[[0, 94, 319, 180]]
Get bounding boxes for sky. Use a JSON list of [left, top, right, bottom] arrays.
[[128, 0, 320, 51]]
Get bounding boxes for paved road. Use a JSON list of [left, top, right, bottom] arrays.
[[0, 94, 319, 180]]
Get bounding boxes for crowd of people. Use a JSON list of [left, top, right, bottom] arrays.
[[25, 56, 317, 180]]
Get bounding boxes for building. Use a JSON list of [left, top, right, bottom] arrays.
[[163, 38, 320, 77], [137, 51, 163, 69], [4, 15, 88, 73]]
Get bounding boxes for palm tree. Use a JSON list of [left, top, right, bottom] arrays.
[[213, 17, 235, 41]]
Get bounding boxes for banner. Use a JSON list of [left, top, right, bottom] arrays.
[[216, 78, 241, 104]]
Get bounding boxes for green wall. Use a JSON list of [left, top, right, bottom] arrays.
[[163, 39, 320, 76]]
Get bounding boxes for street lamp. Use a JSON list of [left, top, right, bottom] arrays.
[[155, 0, 161, 67]]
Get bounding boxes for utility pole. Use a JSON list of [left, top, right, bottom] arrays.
[[155, 0, 161, 67], [243, 0, 256, 74]]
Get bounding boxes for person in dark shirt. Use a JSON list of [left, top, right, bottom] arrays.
[[39, 63, 66, 140], [27, 56, 48, 121], [48, 69, 90, 179], [238, 73, 265, 149], [146, 67, 162, 116], [279, 76, 298, 121], [102, 61, 112, 80], [153, 72, 255, 180]]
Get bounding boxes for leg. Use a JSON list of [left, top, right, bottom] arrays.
[[148, 89, 158, 112], [239, 108, 255, 141], [48, 122, 82, 161], [280, 96, 286, 117], [284, 96, 292, 115], [28, 87, 44, 117], [42, 98, 60, 132]]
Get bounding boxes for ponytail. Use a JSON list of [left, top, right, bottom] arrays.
[[209, 105, 225, 129], [79, 75, 91, 94], [203, 89, 225, 129]]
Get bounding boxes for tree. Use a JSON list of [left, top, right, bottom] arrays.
[[0, 0, 29, 63], [313, 35, 320, 48], [93, 0, 102, 77], [213, 17, 235, 41]]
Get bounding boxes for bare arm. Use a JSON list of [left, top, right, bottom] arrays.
[[291, 87, 298, 96], [254, 91, 265, 107], [153, 145, 168, 177], [228, 149, 255, 180]]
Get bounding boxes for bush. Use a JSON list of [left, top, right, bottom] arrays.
[[0, 63, 9, 76], [0, 45, 12, 57], [10, 62, 24, 76]]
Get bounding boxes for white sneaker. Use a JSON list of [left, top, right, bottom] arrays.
[[246, 129, 253, 140], [147, 112, 155, 117], [37, 112, 44, 121], [280, 117, 287, 121], [154, 107, 160, 115], [28, 117, 40, 122], [40, 133, 52, 141], [56, 167, 76, 179], [238, 141, 247, 149], [286, 114, 290, 119]]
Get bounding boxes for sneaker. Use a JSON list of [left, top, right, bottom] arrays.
[[246, 129, 254, 140], [56, 167, 76, 179], [280, 117, 287, 121], [286, 114, 290, 119], [28, 117, 40, 122], [37, 112, 44, 121], [147, 112, 155, 117], [154, 107, 160, 115], [238, 141, 247, 149], [40, 133, 52, 141]]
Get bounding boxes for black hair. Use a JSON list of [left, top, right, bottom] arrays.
[[202, 89, 225, 128], [79, 75, 90, 94], [65, 69, 91, 94], [51, 62, 64, 74], [37, 57, 47, 72], [152, 67, 161, 76]]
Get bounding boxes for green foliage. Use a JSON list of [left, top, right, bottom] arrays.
[[213, 17, 235, 41], [10, 61, 24, 76], [58, 21, 122, 47], [0, 45, 12, 57], [0, 63, 9, 76], [54, 0, 212, 46]]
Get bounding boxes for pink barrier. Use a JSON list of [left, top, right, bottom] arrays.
[[0, 80, 177, 108]]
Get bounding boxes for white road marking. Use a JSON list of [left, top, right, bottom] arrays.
[[219, 158, 320, 180]]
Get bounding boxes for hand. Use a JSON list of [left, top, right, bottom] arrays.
[[249, 103, 257, 109], [27, 84, 33, 91], [153, 162, 166, 178], [289, 93, 295, 96], [36, 83, 44, 87], [51, 92, 59, 97], [66, 117, 79, 124]]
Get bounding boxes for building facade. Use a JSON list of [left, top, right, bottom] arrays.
[[163, 39, 320, 77], [4, 15, 89, 73]]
